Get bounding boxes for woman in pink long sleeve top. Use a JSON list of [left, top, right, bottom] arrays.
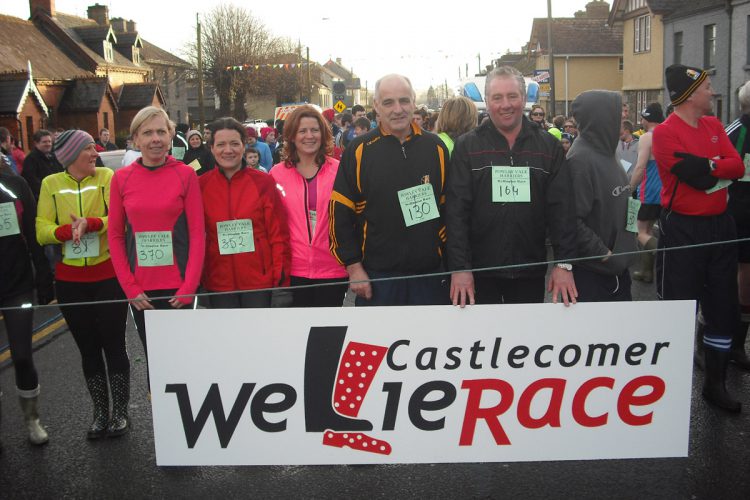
[[270, 105, 348, 306], [108, 106, 205, 375]]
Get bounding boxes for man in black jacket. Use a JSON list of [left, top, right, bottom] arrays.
[[22, 129, 62, 200], [446, 66, 577, 307]]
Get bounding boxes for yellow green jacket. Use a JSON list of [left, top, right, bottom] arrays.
[[36, 167, 112, 267]]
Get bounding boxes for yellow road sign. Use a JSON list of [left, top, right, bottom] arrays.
[[333, 100, 347, 113]]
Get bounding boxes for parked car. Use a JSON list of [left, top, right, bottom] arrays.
[[98, 149, 126, 170]]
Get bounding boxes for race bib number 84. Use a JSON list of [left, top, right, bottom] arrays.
[[397, 184, 439, 227], [135, 231, 174, 267]]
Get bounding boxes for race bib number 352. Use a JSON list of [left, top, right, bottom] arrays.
[[217, 219, 255, 255], [492, 166, 531, 203], [135, 231, 174, 267], [0, 202, 20, 237], [397, 184, 439, 227]]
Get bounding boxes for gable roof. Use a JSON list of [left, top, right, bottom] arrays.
[[609, 0, 723, 25], [529, 17, 623, 55], [140, 39, 191, 68], [0, 75, 49, 116], [59, 78, 117, 112], [118, 82, 164, 109], [324, 59, 361, 89], [0, 14, 93, 80]]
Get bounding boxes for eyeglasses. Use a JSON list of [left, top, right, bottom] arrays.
[[531, 112, 545, 117]]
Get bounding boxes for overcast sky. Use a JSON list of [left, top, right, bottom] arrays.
[[3, 0, 599, 91]]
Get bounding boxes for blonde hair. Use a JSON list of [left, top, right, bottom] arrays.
[[435, 96, 478, 141], [129, 106, 173, 137]]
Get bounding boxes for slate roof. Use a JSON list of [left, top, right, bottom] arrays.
[[118, 82, 162, 109], [529, 17, 623, 55], [649, 0, 723, 17], [0, 14, 93, 80], [141, 39, 190, 68], [324, 59, 361, 89], [495, 53, 537, 76], [0, 80, 30, 114], [59, 78, 116, 112]]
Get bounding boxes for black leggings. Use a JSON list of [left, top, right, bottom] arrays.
[[129, 289, 185, 362], [290, 276, 348, 307], [0, 290, 38, 390], [56, 278, 129, 378]]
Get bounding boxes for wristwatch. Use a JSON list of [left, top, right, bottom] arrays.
[[555, 263, 573, 271]]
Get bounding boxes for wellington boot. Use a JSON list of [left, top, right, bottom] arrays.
[[632, 237, 656, 283], [17, 386, 49, 445], [702, 348, 741, 412], [694, 318, 705, 371], [730, 323, 750, 370], [107, 371, 130, 437], [85, 374, 109, 439]]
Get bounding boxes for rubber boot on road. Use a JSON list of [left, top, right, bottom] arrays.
[[107, 371, 130, 437], [730, 321, 750, 370], [632, 237, 656, 283], [702, 348, 741, 412], [85, 373, 109, 439], [694, 315, 705, 371], [17, 385, 49, 445]]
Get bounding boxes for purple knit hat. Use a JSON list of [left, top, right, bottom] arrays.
[[54, 129, 95, 168]]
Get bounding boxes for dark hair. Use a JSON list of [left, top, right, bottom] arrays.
[[207, 117, 246, 147], [32, 129, 52, 143], [340, 113, 353, 126], [0, 127, 10, 143], [552, 115, 566, 129], [176, 123, 190, 134], [621, 120, 634, 133], [351, 104, 365, 115], [354, 117, 371, 130], [245, 147, 259, 156], [414, 108, 428, 119], [281, 105, 333, 168]]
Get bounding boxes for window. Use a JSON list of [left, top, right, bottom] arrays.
[[636, 91, 647, 117], [133, 47, 140, 65], [704, 24, 716, 69], [103, 112, 109, 130], [674, 32, 683, 64], [26, 116, 34, 150], [103, 40, 113, 62], [619, 56, 624, 71], [634, 15, 651, 53], [627, 0, 646, 12], [715, 97, 723, 122]]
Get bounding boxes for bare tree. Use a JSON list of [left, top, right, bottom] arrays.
[[186, 4, 302, 120]]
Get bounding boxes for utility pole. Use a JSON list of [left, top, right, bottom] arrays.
[[306, 46, 311, 103], [196, 13, 204, 131], [547, 0, 556, 116], [465, 63, 468, 79], [297, 41, 303, 102]]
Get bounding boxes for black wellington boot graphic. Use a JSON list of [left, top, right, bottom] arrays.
[[304, 326, 373, 432]]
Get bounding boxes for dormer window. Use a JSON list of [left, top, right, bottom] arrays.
[[103, 40, 113, 62], [133, 46, 140, 65]]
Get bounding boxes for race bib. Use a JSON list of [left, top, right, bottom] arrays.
[[309, 210, 317, 236], [0, 202, 20, 237], [188, 159, 202, 171], [64, 232, 100, 258], [135, 231, 174, 267], [172, 146, 186, 161], [626, 198, 641, 233], [705, 178, 732, 194], [397, 184, 439, 227], [492, 166, 531, 203], [217, 219, 255, 255], [739, 154, 750, 182]]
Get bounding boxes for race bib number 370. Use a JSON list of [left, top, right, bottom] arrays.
[[135, 231, 174, 267], [398, 184, 439, 227], [217, 219, 255, 255], [492, 166, 531, 203]]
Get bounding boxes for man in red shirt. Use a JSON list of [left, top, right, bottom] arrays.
[[653, 64, 746, 412]]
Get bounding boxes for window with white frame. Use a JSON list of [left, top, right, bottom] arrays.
[[103, 40, 113, 62], [674, 32, 683, 64], [634, 15, 651, 53], [704, 24, 716, 69], [636, 90, 647, 117], [627, 0, 646, 12]]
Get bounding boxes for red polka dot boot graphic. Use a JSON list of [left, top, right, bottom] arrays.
[[304, 326, 392, 455]]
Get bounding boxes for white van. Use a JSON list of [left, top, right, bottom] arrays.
[[459, 76, 540, 113]]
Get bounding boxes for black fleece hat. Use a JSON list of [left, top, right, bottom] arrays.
[[665, 64, 708, 106], [641, 103, 665, 124]]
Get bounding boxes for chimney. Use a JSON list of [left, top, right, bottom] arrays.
[[126, 20, 136, 33], [585, 1, 610, 19], [87, 3, 109, 26], [110, 16, 127, 32], [30, 0, 55, 17]]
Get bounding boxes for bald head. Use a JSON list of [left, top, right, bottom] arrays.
[[374, 74, 415, 102]]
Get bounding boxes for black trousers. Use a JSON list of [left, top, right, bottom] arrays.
[[354, 269, 450, 306], [206, 289, 272, 308], [573, 267, 632, 302], [0, 290, 38, 390], [129, 288, 182, 363], [656, 210, 739, 349], [56, 278, 129, 378], [474, 274, 546, 304], [290, 276, 348, 307]]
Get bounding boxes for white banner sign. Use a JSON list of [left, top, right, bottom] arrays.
[[147, 301, 695, 466]]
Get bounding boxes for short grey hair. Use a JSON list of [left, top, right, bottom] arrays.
[[374, 74, 416, 102], [485, 66, 526, 100], [739, 81, 750, 114]]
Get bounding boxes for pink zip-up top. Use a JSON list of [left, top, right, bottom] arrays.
[[270, 157, 347, 279], [108, 156, 206, 304]]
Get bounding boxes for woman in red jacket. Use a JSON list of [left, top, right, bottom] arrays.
[[270, 105, 349, 307], [200, 117, 290, 307]]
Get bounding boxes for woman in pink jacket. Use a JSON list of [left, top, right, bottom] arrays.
[[271, 105, 348, 307]]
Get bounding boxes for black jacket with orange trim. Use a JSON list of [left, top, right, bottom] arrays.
[[445, 117, 576, 278], [329, 124, 449, 273]]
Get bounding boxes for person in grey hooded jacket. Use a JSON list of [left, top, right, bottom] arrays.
[[567, 90, 638, 301]]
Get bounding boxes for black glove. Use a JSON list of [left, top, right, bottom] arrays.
[[682, 174, 718, 191], [671, 152, 711, 180]]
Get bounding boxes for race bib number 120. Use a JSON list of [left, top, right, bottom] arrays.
[[135, 231, 174, 267], [217, 219, 255, 255], [492, 166, 531, 203], [0, 202, 20, 237], [398, 184, 439, 227]]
